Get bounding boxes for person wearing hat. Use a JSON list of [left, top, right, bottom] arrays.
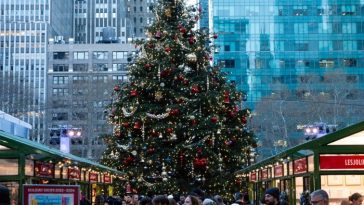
[[265, 187, 281, 205]]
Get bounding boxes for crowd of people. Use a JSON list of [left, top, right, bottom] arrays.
[[81, 187, 362, 205]]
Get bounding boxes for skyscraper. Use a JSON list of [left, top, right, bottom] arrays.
[[124, 0, 155, 39], [0, 0, 73, 142], [213, 0, 364, 155], [73, 0, 127, 44], [213, 0, 364, 107]]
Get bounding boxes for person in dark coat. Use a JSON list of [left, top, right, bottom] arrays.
[[0, 185, 10, 205]]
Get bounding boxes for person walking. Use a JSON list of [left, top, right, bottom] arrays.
[[349, 193, 362, 205], [232, 192, 250, 205], [0, 185, 10, 205]]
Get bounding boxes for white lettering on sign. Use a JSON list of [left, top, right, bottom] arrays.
[[345, 159, 364, 166]]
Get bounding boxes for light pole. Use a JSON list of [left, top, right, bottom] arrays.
[[49, 125, 82, 153]]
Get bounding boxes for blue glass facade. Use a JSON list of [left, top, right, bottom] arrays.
[[213, 0, 364, 108]]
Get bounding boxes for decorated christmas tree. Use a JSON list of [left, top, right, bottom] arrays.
[[102, 0, 256, 196]]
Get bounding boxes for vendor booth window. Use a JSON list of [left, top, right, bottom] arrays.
[[25, 159, 34, 176], [321, 175, 364, 205], [55, 166, 61, 179], [0, 159, 18, 175]]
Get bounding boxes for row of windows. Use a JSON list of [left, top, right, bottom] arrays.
[[215, 5, 364, 17], [214, 22, 364, 34], [270, 75, 361, 84], [52, 112, 107, 121], [53, 76, 107, 84], [53, 63, 127, 72], [54, 51, 130, 60], [219, 40, 364, 53], [69, 51, 128, 60], [219, 58, 363, 69]]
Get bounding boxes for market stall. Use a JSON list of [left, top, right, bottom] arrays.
[[236, 121, 364, 205], [0, 130, 124, 205]]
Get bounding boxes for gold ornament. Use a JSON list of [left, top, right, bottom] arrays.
[[155, 91, 163, 101], [165, 8, 172, 17], [186, 53, 197, 63]]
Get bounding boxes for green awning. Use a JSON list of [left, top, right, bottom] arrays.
[[236, 120, 364, 174], [0, 130, 124, 176]]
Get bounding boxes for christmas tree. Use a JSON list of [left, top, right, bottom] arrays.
[[102, 0, 256, 196]]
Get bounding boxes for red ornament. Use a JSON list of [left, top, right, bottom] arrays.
[[165, 47, 171, 53], [144, 63, 152, 69], [191, 85, 200, 94], [151, 130, 159, 137], [179, 27, 187, 34], [177, 74, 184, 81], [224, 91, 230, 103], [191, 119, 198, 126], [193, 157, 208, 169], [189, 36, 195, 44], [169, 109, 179, 116], [211, 116, 218, 123], [114, 85, 120, 92], [241, 116, 247, 124], [166, 128, 173, 134], [122, 122, 129, 128], [134, 121, 141, 129], [130, 90, 138, 97], [147, 148, 155, 154], [155, 31, 162, 39], [160, 68, 172, 78]]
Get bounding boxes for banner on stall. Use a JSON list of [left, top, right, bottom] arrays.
[[23, 185, 80, 205]]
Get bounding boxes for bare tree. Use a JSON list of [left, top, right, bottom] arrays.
[[0, 72, 34, 119], [252, 70, 364, 159]]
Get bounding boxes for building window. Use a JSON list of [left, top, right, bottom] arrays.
[[72, 112, 87, 120], [73, 76, 87, 83], [73, 51, 89, 60], [112, 51, 127, 59], [92, 76, 108, 82], [93, 51, 108, 60], [53, 76, 69, 84], [53, 52, 69, 60], [93, 63, 109, 71], [52, 88, 69, 96], [343, 59, 357, 67], [220, 60, 235, 68], [73, 64, 88, 72], [319, 59, 335, 68], [52, 112, 68, 121], [53, 64, 69, 72], [113, 63, 126, 71]]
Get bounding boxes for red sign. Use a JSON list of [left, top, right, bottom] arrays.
[[23, 185, 79, 205], [294, 158, 307, 174], [320, 155, 364, 170], [89, 172, 98, 182], [274, 164, 284, 177], [250, 172, 257, 181], [104, 175, 112, 183], [261, 169, 268, 180], [34, 161, 54, 178], [68, 167, 81, 180]]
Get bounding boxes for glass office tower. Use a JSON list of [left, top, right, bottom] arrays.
[[0, 0, 73, 142], [213, 0, 364, 108]]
